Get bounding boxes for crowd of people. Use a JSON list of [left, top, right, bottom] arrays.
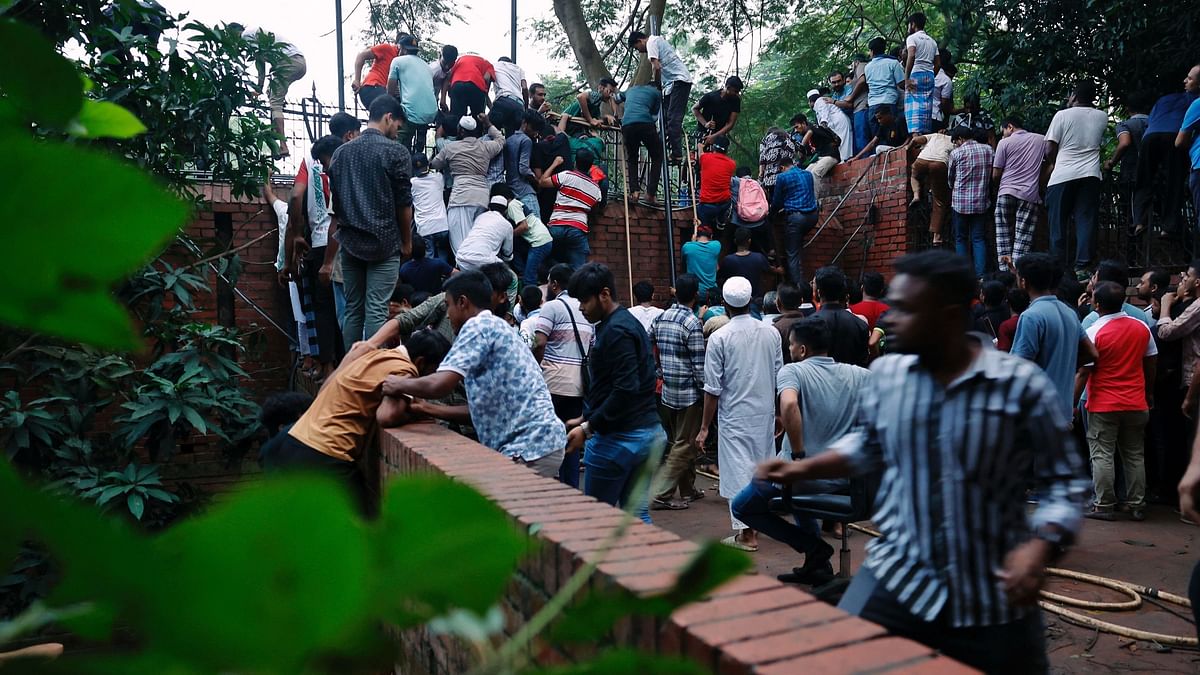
[[242, 20, 1200, 675]]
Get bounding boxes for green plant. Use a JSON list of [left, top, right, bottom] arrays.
[[53, 463, 178, 522]]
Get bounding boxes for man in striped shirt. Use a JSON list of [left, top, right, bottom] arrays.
[[540, 149, 602, 269], [757, 250, 1087, 673]]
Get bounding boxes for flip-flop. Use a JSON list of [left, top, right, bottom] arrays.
[[684, 490, 706, 503], [721, 535, 758, 552], [651, 498, 689, 511]]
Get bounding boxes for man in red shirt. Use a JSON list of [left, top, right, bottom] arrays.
[[442, 54, 495, 120], [351, 36, 400, 109], [1077, 281, 1157, 522], [697, 135, 737, 235], [539, 149, 602, 269], [850, 271, 889, 330]]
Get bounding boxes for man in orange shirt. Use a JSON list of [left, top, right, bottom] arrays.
[[351, 35, 402, 109], [278, 329, 451, 510]]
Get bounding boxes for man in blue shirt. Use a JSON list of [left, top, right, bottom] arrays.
[[863, 36, 905, 141], [1178, 83, 1200, 238], [1010, 253, 1098, 419], [1134, 65, 1199, 236], [772, 156, 818, 285]]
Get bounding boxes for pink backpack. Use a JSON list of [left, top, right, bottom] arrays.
[[736, 177, 769, 222]]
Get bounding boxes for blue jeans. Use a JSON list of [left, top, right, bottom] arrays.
[[1045, 176, 1101, 272], [731, 478, 846, 555], [584, 425, 666, 525], [340, 250, 401, 350], [550, 225, 590, 270], [853, 109, 871, 156], [784, 210, 818, 285], [524, 242, 553, 287], [332, 281, 346, 332], [953, 210, 989, 278], [423, 231, 453, 266]]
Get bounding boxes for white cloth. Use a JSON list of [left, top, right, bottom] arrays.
[[301, 156, 331, 247], [932, 70, 953, 123], [646, 35, 691, 93], [703, 314, 783, 530], [1045, 106, 1108, 186], [917, 132, 954, 163], [814, 97, 853, 162], [287, 281, 309, 356], [447, 205, 483, 253], [455, 210, 514, 270], [493, 61, 525, 101], [241, 25, 301, 57], [272, 198, 289, 271], [905, 30, 937, 73], [412, 172, 449, 236], [628, 305, 664, 333]]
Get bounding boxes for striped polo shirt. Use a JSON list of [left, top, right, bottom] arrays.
[[548, 170, 601, 233]]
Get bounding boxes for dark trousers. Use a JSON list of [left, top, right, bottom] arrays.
[[358, 85, 386, 109], [1134, 132, 1189, 233], [449, 81, 487, 119], [784, 210, 818, 285], [489, 96, 525, 136], [272, 433, 368, 513], [302, 246, 343, 365], [551, 394, 584, 488], [1190, 560, 1200, 639], [1046, 176, 1101, 272], [839, 567, 1049, 674], [1191, 169, 1200, 236], [663, 82, 693, 159], [622, 122, 663, 199]]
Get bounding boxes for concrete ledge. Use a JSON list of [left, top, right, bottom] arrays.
[[379, 423, 977, 674]]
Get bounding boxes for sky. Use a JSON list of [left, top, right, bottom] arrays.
[[159, 0, 563, 107]]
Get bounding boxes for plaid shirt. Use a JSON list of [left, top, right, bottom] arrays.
[[947, 139, 995, 215], [650, 303, 705, 409]]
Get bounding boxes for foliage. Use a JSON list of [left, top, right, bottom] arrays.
[[361, 0, 465, 61]]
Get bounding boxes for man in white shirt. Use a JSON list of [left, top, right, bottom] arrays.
[[629, 31, 692, 162], [241, 24, 305, 158], [628, 281, 664, 332], [454, 195, 515, 271], [932, 50, 955, 131], [903, 12, 940, 136], [410, 154, 452, 265], [1045, 81, 1109, 279], [490, 56, 528, 136]]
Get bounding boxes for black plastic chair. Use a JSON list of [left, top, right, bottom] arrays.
[[769, 472, 881, 596]]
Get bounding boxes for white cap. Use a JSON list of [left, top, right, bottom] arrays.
[[722, 276, 753, 308], [807, 88, 821, 99], [489, 195, 509, 208], [458, 115, 478, 132]]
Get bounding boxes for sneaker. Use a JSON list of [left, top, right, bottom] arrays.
[[1084, 506, 1116, 521], [778, 560, 835, 585]]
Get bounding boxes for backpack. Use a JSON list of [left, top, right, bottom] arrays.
[[735, 177, 769, 222]]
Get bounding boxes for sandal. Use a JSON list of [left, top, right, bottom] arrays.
[[651, 497, 689, 511], [683, 490, 706, 503], [721, 535, 758, 552]]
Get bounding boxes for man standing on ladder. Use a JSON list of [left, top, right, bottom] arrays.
[[629, 31, 692, 164]]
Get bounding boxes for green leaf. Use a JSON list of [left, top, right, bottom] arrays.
[[126, 493, 144, 520], [181, 406, 207, 434], [0, 20, 82, 127], [0, 131, 189, 350], [527, 649, 707, 675], [372, 477, 527, 623], [148, 474, 376, 671], [69, 99, 146, 139], [96, 485, 126, 506]]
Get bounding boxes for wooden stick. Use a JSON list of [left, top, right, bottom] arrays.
[[686, 141, 701, 238], [622, 164, 635, 305]]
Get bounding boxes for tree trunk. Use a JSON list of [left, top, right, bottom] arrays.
[[552, 0, 613, 87]]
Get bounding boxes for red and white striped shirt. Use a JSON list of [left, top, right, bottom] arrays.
[[548, 170, 601, 233]]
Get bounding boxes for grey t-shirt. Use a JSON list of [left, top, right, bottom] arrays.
[[776, 356, 872, 460]]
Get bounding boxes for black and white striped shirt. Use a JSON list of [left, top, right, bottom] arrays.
[[831, 342, 1088, 627]]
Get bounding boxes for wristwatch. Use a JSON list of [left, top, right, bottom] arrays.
[[580, 421, 593, 439], [1033, 525, 1069, 562]]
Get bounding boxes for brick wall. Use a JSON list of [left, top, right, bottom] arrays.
[[589, 150, 916, 306], [378, 424, 973, 674]]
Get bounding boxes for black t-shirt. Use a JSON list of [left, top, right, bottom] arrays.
[[718, 251, 771, 298], [697, 90, 742, 131], [533, 132, 574, 173], [399, 256, 453, 295], [874, 119, 908, 148], [814, 305, 869, 367], [810, 125, 842, 159]]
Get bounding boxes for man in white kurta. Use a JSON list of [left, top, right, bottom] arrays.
[[698, 276, 783, 551]]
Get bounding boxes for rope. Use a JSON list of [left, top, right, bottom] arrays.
[[845, 523, 1197, 646], [621, 160, 635, 304]]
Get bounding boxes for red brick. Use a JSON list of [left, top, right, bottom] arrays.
[[887, 657, 982, 674], [756, 636, 935, 675], [670, 585, 812, 626], [717, 615, 885, 675]]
